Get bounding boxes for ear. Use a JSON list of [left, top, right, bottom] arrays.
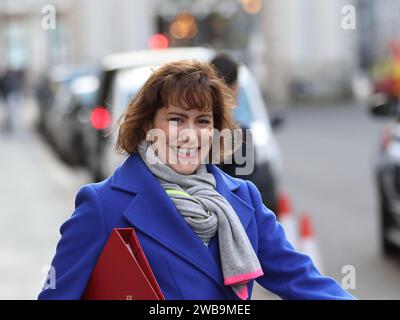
[[143, 121, 152, 139], [145, 125, 160, 142]]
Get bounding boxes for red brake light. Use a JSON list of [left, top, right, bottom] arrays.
[[90, 107, 111, 130], [148, 34, 169, 50]]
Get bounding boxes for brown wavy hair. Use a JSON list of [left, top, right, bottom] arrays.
[[115, 59, 241, 161]]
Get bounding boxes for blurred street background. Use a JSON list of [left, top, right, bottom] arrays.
[[1, 0, 400, 299]]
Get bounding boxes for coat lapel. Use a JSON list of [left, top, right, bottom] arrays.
[[111, 153, 255, 293]]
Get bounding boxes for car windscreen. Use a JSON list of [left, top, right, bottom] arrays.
[[70, 74, 100, 109], [236, 86, 254, 129]]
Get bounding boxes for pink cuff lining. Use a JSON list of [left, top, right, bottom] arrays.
[[224, 268, 264, 285]]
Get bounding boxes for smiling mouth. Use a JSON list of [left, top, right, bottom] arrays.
[[171, 146, 200, 158]]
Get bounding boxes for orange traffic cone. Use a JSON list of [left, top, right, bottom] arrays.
[[277, 192, 298, 249], [298, 212, 324, 273]]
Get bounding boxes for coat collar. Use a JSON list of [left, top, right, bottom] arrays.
[[111, 153, 255, 294]]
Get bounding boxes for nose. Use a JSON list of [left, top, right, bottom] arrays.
[[178, 121, 200, 145]]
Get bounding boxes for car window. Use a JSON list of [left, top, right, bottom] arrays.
[[77, 91, 97, 109], [53, 83, 72, 111], [236, 86, 254, 128], [122, 87, 139, 108], [70, 75, 99, 109], [112, 66, 153, 123], [237, 66, 270, 129]]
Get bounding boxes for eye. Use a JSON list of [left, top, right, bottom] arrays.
[[169, 117, 181, 123], [198, 119, 211, 124]]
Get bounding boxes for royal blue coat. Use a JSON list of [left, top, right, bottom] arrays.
[[38, 153, 355, 300]]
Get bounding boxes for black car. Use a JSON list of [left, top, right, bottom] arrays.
[[36, 65, 100, 167], [369, 93, 400, 254]]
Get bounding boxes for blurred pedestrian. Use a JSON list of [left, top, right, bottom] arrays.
[[0, 70, 5, 102], [2, 68, 24, 133], [210, 53, 239, 98], [0, 69, 7, 122], [210, 53, 250, 178]]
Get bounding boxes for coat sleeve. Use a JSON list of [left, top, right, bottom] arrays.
[[38, 185, 108, 300], [245, 180, 356, 300]]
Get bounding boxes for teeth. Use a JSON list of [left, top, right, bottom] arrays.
[[176, 147, 198, 157]]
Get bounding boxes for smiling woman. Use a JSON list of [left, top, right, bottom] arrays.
[[38, 59, 356, 300]]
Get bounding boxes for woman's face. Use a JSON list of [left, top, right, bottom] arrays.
[[148, 105, 214, 175]]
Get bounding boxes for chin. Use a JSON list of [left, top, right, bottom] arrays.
[[169, 163, 200, 175]]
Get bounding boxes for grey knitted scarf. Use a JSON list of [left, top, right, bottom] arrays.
[[136, 140, 263, 300]]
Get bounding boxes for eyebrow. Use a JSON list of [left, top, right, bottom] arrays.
[[167, 112, 213, 119]]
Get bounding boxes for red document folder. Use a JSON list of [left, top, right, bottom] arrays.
[[82, 228, 165, 300]]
